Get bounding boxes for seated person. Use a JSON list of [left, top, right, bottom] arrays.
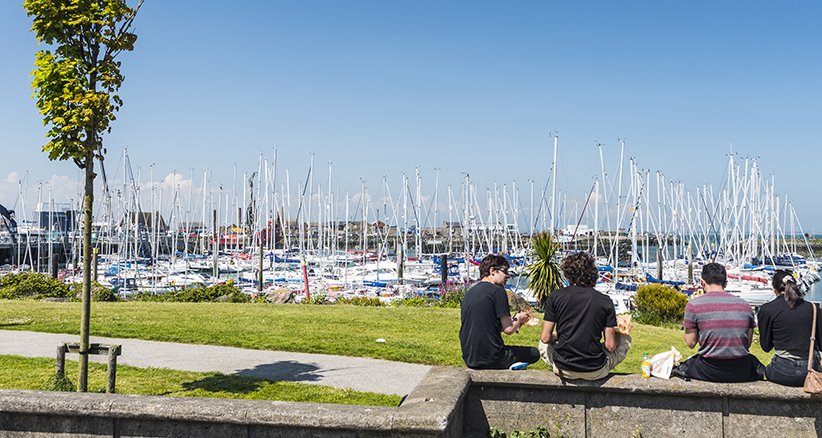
[[679, 262, 764, 382], [539, 252, 631, 380], [757, 270, 822, 387], [459, 254, 539, 370]]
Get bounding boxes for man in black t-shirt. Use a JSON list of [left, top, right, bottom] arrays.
[[460, 254, 540, 369], [539, 252, 631, 380]]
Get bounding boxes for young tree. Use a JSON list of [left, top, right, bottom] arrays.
[[24, 0, 144, 392], [525, 232, 564, 309]]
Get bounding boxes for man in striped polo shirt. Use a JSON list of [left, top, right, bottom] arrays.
[[679, 262, 765, 382]]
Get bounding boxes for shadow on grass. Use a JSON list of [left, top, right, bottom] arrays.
[[180, 361, 322, 395]]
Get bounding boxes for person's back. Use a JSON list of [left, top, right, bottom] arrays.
[[546, 285, 615, 372], [679, 262, 763, 382], [459, 254, 539, 370], [757, 270, 822, 386], [460, 281, 506, 368], [539, 251, 631, 380], [685, 291, 754, 359], [758, 298, 817, 356]]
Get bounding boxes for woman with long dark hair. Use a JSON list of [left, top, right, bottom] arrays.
[[757, 270, 822, 386]]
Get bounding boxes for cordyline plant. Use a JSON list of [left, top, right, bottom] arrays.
[[24, 0, 144, 392], [525, 232, 564, 309]]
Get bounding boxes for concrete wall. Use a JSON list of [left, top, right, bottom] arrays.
[[2, 367, 821, 437], [0, 367, 467, 438], [466, 370, 822, 437]]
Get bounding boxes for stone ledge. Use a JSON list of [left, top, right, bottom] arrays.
[[0, 390, 398, 431], [468, 369, 821, 401], [0, 367, 469, 437], [4, 365, 821, 437]]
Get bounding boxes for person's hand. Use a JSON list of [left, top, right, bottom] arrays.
[[616, 314, 633, 335], [515, 312, 530, 325]]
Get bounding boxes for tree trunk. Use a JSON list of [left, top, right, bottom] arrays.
[[78, 151, 95, 392]]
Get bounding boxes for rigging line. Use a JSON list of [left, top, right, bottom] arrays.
[[531, 175, 554, 229], [292, 163, 313, 224], [405, 184, 421, 229], [699, 188, 721, 263], [570, 179, 598, 245], [516, 194, 530, 239], [622, 174, 646, 239], [421, 188, 440, 229]]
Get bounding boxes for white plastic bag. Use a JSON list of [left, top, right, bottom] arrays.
[[649, 347, 682, 379]]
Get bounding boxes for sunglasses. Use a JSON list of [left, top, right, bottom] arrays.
[[493, 267, 511, 276]]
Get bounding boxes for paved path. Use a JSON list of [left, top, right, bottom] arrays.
[[0, 330, 431, 396]]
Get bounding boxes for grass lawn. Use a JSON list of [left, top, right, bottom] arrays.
[[0, 354, 400, 406], [0, 300, 772, 375]]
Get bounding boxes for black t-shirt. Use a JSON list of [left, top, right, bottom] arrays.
[[544, 285, 616, 372], [459, 281, 510, 368], [758, 298, 822, 357]]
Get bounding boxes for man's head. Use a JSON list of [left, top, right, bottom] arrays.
[[700, 262, 727, 288], [479, 253, 511, 286], [560, 251, 597, 288]]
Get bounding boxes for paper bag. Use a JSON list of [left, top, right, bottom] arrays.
[[649, 347, 682, 379]]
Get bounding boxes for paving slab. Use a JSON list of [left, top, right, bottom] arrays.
[[0, 330, 431, 396]]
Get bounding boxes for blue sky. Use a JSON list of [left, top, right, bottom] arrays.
[[1, 1, 821, 232]]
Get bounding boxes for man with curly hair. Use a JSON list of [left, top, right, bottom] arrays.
[[460, 254, 539, 369], [539, 251, 631, 380]]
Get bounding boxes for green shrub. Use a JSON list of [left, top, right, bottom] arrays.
[[632, 283, 688, 326], [40, 373, 76, 392], [395, 297, 432, 307], [489, 426, 554, 437], [302, 294, 330, 305], [132, 280, 249, 303], [69, 281, 119, 302], [0, 272, 71, 300], [436, 288, 466, 308], [338, 296, 383, 307]]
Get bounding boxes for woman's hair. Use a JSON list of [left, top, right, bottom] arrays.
[[479, 253, 509, 278], [772, 269, 803, 309], [560, 251, 598, 288]]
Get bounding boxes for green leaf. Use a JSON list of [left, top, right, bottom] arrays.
[[525, 232, 564, 309]]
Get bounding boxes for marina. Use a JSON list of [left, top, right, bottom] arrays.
[[1, 148, 819, 310]]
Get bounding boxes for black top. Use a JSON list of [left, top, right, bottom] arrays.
[[459, 281, 510, 368], [757, 298, 822, 358], [544, 285, 616, 372]]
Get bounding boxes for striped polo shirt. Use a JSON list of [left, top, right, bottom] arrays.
[[683, 291, 755, 359]]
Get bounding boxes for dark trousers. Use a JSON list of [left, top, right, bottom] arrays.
[[474, 346, 540, 370], [766, 354, 820, 387], [681, 354, 765, 383]]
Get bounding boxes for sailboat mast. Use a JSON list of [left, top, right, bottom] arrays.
[[550, 133, 558, 235]]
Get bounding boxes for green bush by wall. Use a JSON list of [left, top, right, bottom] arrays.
[[632, 283, 688, 326]]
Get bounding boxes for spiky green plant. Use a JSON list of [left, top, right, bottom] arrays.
[[525, 232, 564, 309]]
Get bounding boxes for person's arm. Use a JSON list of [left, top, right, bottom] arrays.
[[684, 328, 699, 349], [757, 306, 773, 352], [501, 311, 530, 336], [815, 303, 822, 352], [540, 320, 555, 343], [603, 304, 618, 352], [746, 327, 753, 349], [604, 327, 617, 352], [682, 301, 698, 349]]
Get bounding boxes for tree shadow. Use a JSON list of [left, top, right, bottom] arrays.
[[235, 360, 322, 383], [178, 361, 322, 395]]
